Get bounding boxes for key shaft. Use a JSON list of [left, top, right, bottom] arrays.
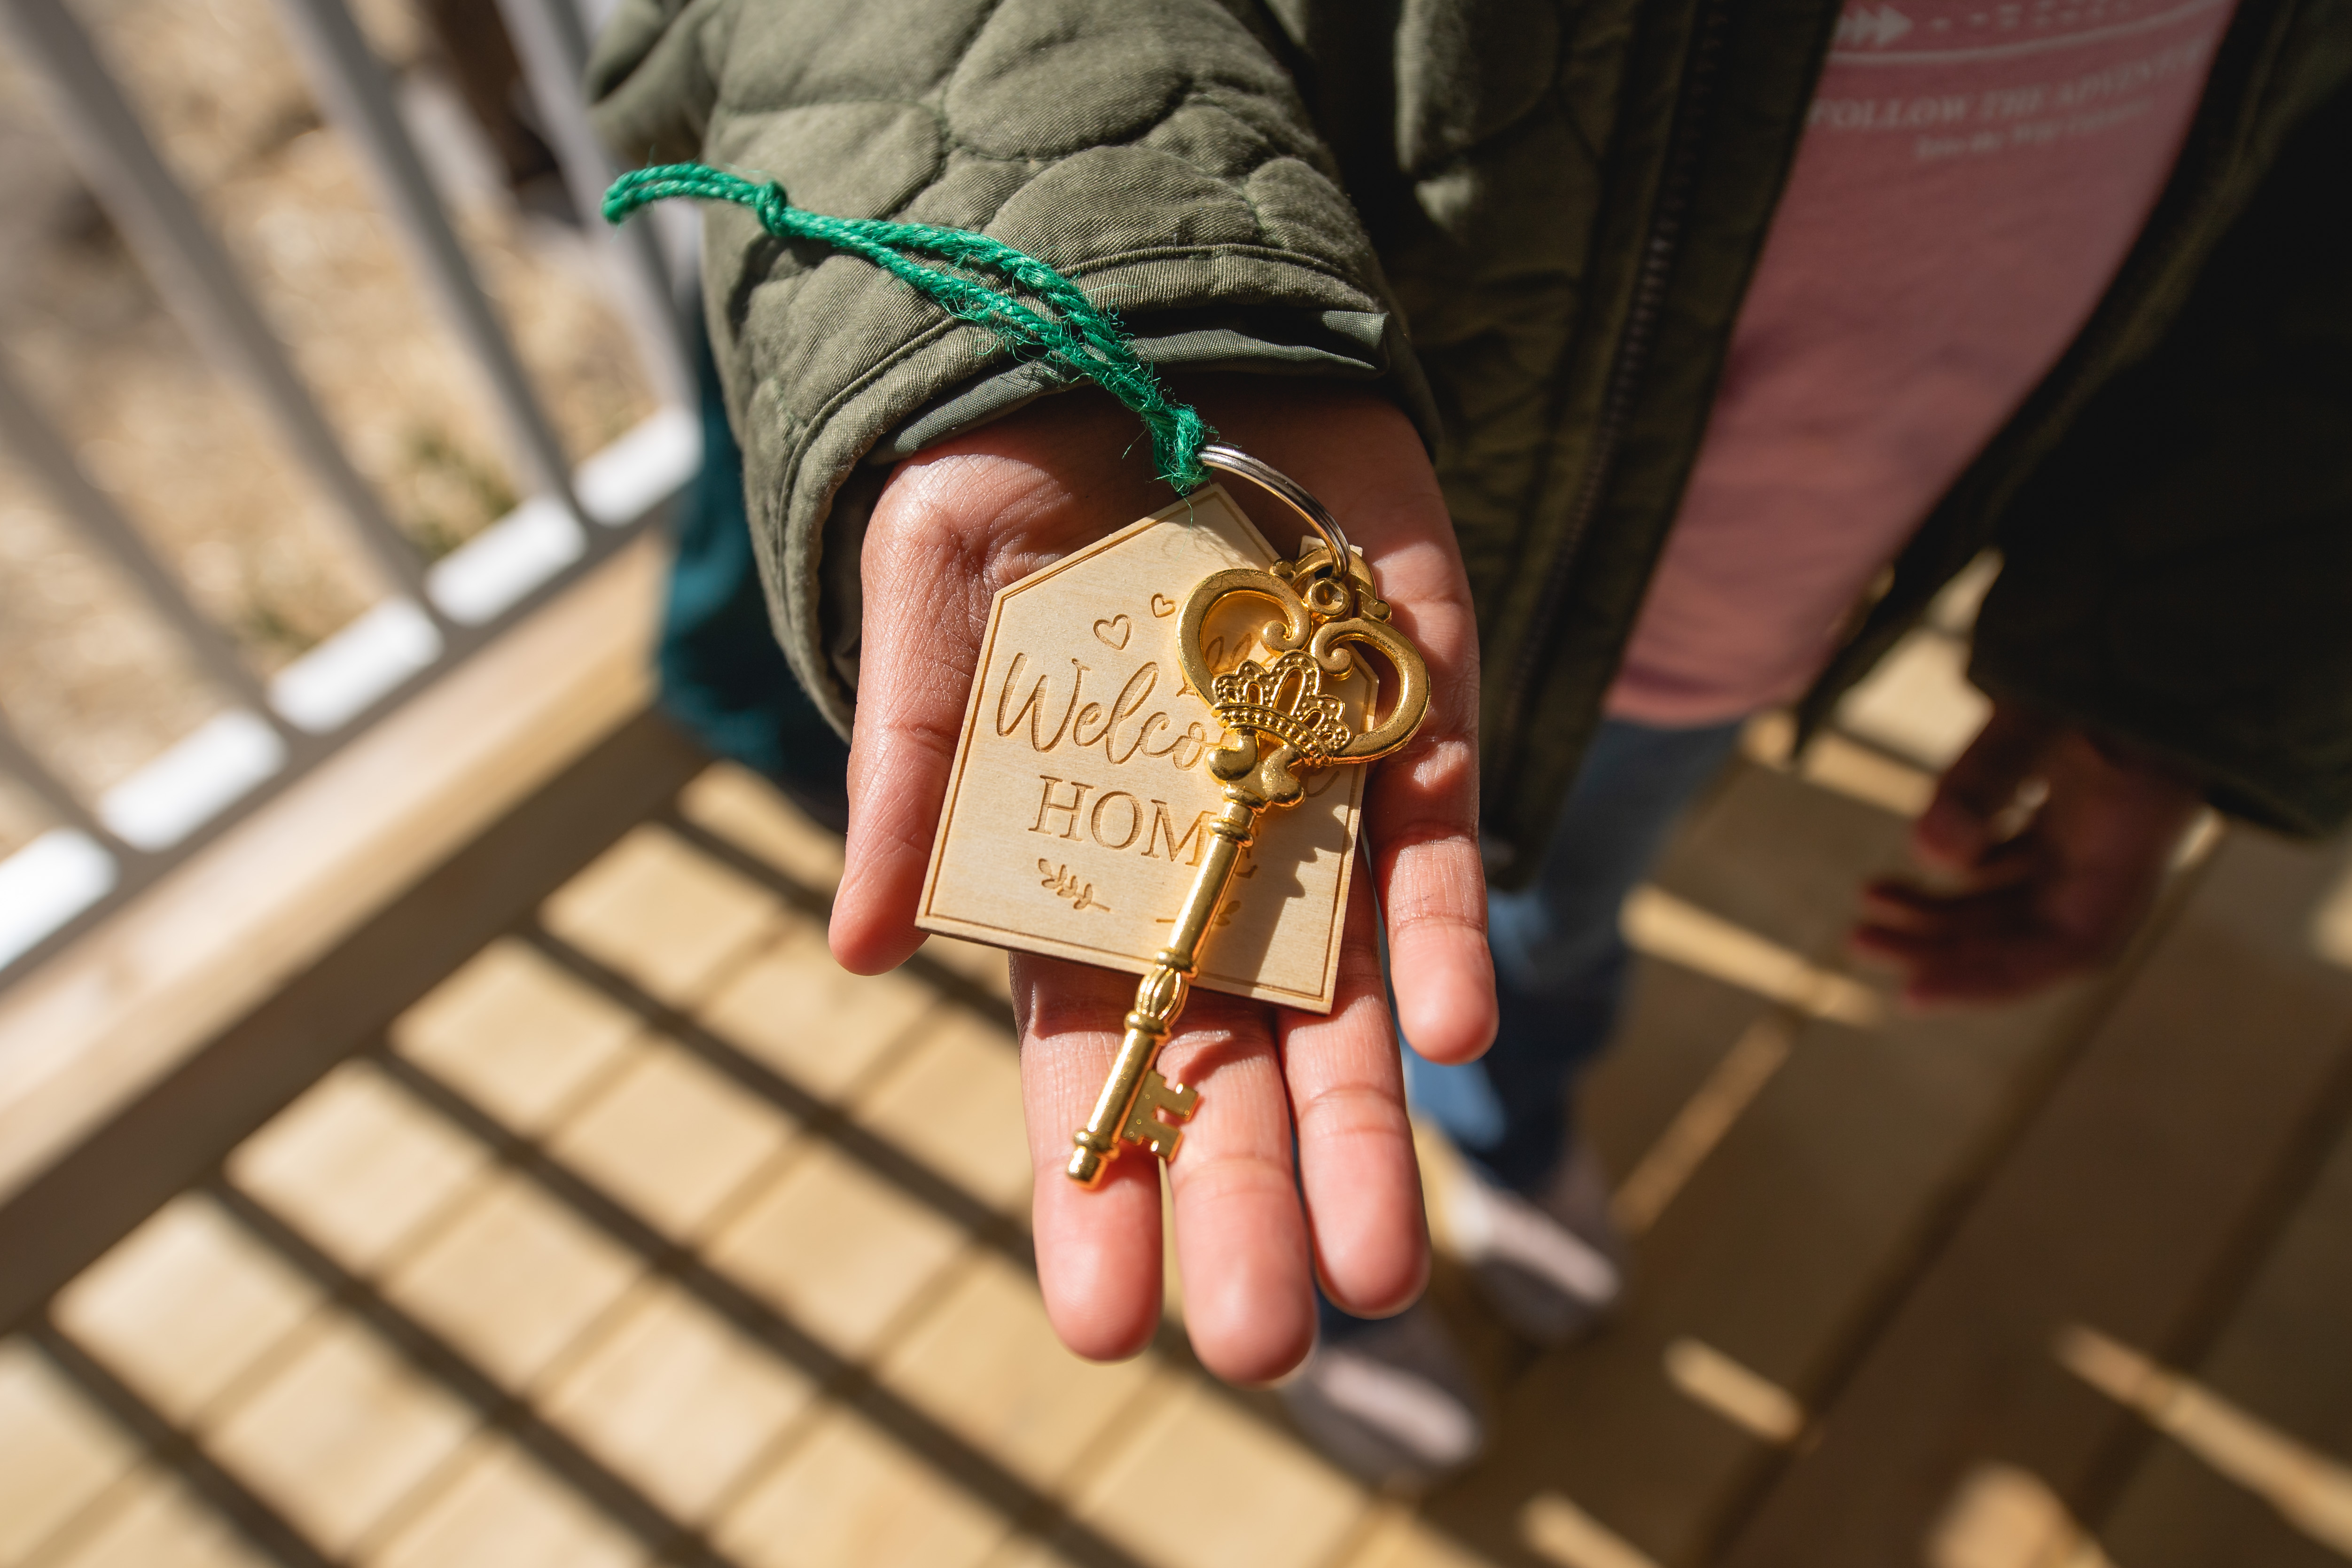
[[1066, 800, 1254, 1187]]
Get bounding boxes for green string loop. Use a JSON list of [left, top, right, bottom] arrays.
[[604, 164, 1212, 491]]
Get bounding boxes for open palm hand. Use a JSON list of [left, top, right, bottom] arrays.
[[826, 378, 1495, 1382]]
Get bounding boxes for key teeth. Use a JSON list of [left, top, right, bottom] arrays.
[[1156, 1071, 1201, 1118], [1120, 1069, 1199, 1163]]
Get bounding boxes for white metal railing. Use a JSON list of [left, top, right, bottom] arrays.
[[0, 0, 698, 979]]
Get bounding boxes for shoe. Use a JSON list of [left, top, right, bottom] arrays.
[[1279, 1302, 1487, 1489], [1444, 1140, 1625, 1346]]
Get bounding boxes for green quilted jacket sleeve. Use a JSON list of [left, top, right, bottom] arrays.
[[1971, 81, 2352, 836], [586, 0, 1426, 736]]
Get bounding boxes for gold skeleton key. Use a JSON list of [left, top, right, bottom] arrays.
[[1066, 448, 1431, 1188]]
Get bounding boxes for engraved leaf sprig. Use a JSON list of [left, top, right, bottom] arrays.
[[1038, 859, 1110, 913]]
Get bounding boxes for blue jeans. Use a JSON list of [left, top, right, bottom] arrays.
[[1320, 716, 1742, 1335]]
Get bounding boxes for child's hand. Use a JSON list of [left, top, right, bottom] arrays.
[[826, 376, 1494, 1383]]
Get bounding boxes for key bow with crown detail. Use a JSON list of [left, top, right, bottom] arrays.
[[1209, 651, 1353, 761], [1067, 461, 1430, 1189]]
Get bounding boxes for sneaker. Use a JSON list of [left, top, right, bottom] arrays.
[[1444, 1140, 1625, 1346], [1279, 1302, 1487, 1488]]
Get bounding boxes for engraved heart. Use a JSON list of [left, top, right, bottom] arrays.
[[1149, 593, 1177, 618], [1092, 614, 1132, 651]]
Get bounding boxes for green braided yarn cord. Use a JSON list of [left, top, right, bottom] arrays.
[[605, 164, 1212, 491]]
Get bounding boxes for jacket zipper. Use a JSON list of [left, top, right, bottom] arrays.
[[1494, 0, 1736, 793]]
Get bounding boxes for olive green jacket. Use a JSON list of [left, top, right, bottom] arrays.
[[590, 0, 2352, 883]]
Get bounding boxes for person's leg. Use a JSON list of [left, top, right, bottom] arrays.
[[1314, 716, 1742, 1333], [657, 316, 852, 831], [1407, 714, 1747, 1194], [1291, 716, 1744, 1479]]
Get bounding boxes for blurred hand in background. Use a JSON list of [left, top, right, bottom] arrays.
[[1854, 701, 2205, 1006]]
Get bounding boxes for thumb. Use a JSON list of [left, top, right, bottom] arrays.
[[1914, 701, 2059, 872]]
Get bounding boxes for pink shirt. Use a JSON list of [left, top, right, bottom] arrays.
[[1605, 0, 2237, 725]]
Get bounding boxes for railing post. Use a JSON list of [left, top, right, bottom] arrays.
[[0, 0, 694, 987], [0, 719, 140, 868], [0, 0, 440, 614], [263, 0, 584, 512], [0, 364, 296, 740], [493, 0, 692, 411]]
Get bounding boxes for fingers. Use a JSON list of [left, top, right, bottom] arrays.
[[1368, 733, 1495, 1065], [1855, 850, 2114, 1004], [1285, 877, 1427, 1318], [1176, 375, 1495, 1064], [1019, 956, 1316, 1383], [1849, 919, 2085, 1004], [829, 398, 1164, 974], [1869, 836, 2042, 906], [1856, 872, 2024, 933], [1360, 494, 1492, 1063], [1019, 956, 1172, 1363], [1913, 701, 2060, 873], [1852, 876, 2078, 1001], [829, 480, 992, 973], [1025, 897, 1431, 1378], [1858, 722, 2206, 1006], [1159, 1004, 1318, 1384]]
